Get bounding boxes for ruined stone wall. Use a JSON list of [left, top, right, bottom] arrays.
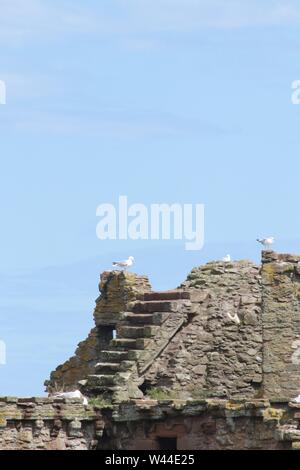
[[47, 262, 264, 401], [6, 251, 300, 450], [45, 328, 102, 393], [262, 251, 300, 399], [99, 399, 300, 450], [46, 252, 300, 403], [1, 397, 300, 450], [94, 271, 151, 327], [46, 271, 151, 393], [144, 261, 262, 399], [0, 397, 102, 450]]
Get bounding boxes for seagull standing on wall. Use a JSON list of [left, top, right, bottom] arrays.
[[112, 256, 135, 271], [50, 390, 88, 406], [293, 395, 300, 404], [226, 312, 241, 325], [257, 237, 275, 250]]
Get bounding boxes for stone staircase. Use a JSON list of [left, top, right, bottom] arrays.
[[82, 290, 191, 402], [276, 405, 300, 450]]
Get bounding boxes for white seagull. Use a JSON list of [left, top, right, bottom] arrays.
[[257, 237, 275, 250], [112, 256, 135, 271], [226, 312, 241, 325], [50, 390, 88, 406], [222, 254, 231, 262]]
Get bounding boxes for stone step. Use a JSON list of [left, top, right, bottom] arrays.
[[117, 325, 145, 339], [124, 312, 170, 326], [125, 313, 155, 325], [95, 362, 120, 374], [87, 374, 116, 387], [95, 360, 136, 374], [111, 338, 137, 350], [85, 384, 121, 394], [117, 325, 158, 339], [135, 338, 151, 350], [127, 349, 143, 361], [138, 290, 190, 301], [99, 350, 129, 362], [132, 300, 179, 313], [119, 360, 137, 372], [111, 338, 150, 350]]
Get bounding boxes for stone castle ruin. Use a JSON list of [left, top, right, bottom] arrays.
[[2, 251, 300, 450]]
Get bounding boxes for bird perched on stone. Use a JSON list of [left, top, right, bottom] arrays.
[[222, 254, 231, 262], [257, 237, 275, 250], [112, 256, 135, 271], [50, 390, 88, 406], [226, 312, 241, 325]]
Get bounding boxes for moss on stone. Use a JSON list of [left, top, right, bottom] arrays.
[[262, 263, 276, 283], [146, 388, 177, 400], [225, 402, 244, 411], [263, 407, 284, 422]]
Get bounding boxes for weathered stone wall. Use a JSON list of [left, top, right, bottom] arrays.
[[262, 251, 300, 399], [83, 289, 193, 402], [99, 399, 300, 450], [1, 397, 300, 450], [45, 251, 300, 406], [94, 271, 151, 327], [6, 251, 300, 450], [45, 328, 102, 393], [46, 271, 151, 393], [144, 260, 262, 399], [0, 397, 102, 450]]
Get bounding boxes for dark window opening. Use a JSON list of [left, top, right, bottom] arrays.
[[98, 325, 115, 349], [157, 437, 177, 450], [138, 380, 173, 396], [138, 380, 148, 395]]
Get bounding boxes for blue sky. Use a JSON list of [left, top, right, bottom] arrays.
[[1, 0, 300, 396]]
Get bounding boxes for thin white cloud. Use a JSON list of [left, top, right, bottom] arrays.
[[0, 73, 61, 101], [0, 102, 232, 138], [1, 0, 300, 47], [0, 0, 94, 45], [113, 0, 300, 31]]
